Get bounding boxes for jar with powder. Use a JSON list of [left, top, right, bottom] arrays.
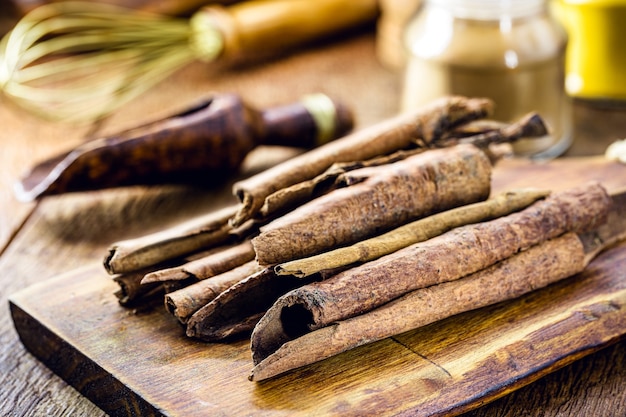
[[401, 0, 572, 158]]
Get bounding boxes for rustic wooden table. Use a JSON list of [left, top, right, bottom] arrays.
[[2, 3, 626, 415]]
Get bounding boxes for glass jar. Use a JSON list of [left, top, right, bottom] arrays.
[[401, 0, 572, 158]]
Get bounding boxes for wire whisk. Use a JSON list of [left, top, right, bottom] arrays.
[[0, 0, 378, 123]]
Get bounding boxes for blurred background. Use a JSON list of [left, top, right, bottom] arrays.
[[1, 0, 626, 157]]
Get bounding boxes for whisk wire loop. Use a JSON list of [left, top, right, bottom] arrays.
[[0, 1, 214, 123]]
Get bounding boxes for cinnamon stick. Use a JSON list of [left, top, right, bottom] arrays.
[[104, 203, 239, 274], [252, 144, 492, 265], [184, 190, 547, 340], [113, 269, 164, 306], [164, 260, 262, 324], [111, 248, 222, 305], [256, 112, 547, 222], [184, 265, 349, 341], [230, 96, 493, 227], [256, 148, 424, 222], [185, 267, 311, 341], [251, 184, 626, 381], [142, 240, 255, 284], [250, 182, 612, 361], [249, 232, 588, 381], [276, 188, 550, 277], [438, 112, 549, 148]]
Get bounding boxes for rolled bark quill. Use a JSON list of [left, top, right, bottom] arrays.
[[165, 260, 263, 325], [184, 147, 540, 341], [249, 234, 588, 381], [185, 265, 343, 341], [250, 182, 613, 373], [276, 188, 551, 278], [184, 189, 547, 341], [438, 112, 549, 147], [104, 204, 238, 274], [15, 93, 353, 202], [252, 143, 493, 265], [113, 270, 164, 307], [255, 112, 548, 222], [104, 105, 545, 276], [230, 96, 494, 227], [112, 258, 191, 306], [111, 246, 219, 306], [142, 239, 255, 284]]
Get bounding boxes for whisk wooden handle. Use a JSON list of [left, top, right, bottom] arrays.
[[203, 0, 379, 60]]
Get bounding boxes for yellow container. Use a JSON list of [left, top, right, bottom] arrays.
[[558, 0, 626, 99]]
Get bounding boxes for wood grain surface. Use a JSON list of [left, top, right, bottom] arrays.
[[3, 5, 626, 415], [7, 157, 626, 417]]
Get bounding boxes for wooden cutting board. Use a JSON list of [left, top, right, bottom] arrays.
[[8, 156, 626, 417]]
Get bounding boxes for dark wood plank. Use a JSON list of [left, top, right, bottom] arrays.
[[9, 241, 626, 417], [7, 156, 626, 417]]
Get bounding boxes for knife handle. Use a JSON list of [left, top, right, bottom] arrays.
[[200, 0, 379, 61]]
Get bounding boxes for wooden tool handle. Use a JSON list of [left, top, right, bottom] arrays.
[[204, 0, 379, 60], [259, 94, 354, 148]]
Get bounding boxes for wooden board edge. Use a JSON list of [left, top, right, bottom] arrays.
[[9, 299, 164, 417], [436, 335, 626, 417], [8, 251, 626, 417]]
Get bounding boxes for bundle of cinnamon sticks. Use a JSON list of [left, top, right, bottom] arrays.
[[102, 96, 623, 381]]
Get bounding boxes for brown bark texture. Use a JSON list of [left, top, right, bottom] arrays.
[[249, 232, 587, 381], [104, 203, 238, 274], [275, 188, 550, 277], [252, 143, 493, 265], [230, 96, 493, 227], [255, 111, 547, 223], [249, 182, 611, 365], [184, 266, 321, 341], [142, 240, 255, 283], [165, 260, 262, 324]]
